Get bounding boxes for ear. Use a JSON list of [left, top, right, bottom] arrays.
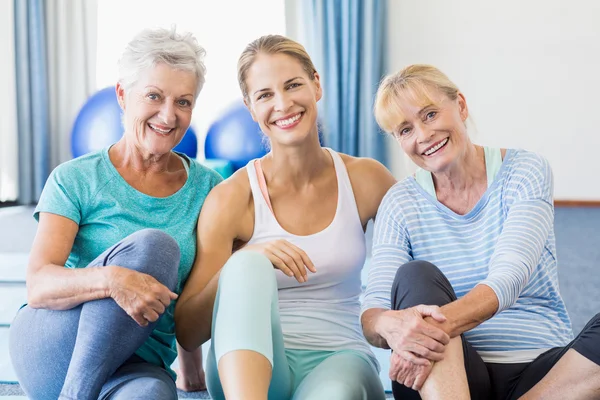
[[115, 82, 126, 111], [313, 72, 323, 102], [243, 97, 258, 122], [457, 92, 469, 121]]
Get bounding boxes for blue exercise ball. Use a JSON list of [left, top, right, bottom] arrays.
[[204, 101, 267, 170], [71, 86, 198, 158]]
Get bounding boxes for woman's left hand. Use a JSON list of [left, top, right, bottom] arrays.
[[389, 351, 434, 391], [175, 367, 206, 392]]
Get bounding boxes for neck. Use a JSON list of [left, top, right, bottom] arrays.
[[110, 138, 174, 174], [263, 135, 328, 189], [432, 143, 486, 193]]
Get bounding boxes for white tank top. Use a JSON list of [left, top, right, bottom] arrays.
[[246, 148, 377, 366]]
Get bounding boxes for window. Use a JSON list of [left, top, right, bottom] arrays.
[[0, 0, 18, 202], [96, 0, 286, 157]]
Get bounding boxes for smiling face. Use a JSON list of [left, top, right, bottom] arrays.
[[244, 53, 322, 147], [117, 63, 197, 158], [392, 88, 470, 174]]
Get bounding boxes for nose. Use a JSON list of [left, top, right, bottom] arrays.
[[273, 91, 292, 113], [415, 122, 433, 144], [157, 101, 176, 126]]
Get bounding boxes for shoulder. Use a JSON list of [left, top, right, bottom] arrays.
[[189, 159, 226, 190], [505, 149, 553, 181], [337, 152, 397, 219], [46, 150, 113, 195], [199, 166, 253, 225], [338, 152, 394, 182], [52, 150, 107, 179]]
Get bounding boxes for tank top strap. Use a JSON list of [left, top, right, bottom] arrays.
[[245, 159, 276, 223], [484, 146, 503, 188], [323, 148, 363, 228]]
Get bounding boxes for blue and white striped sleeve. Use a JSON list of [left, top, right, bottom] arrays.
[[479, 153, 555, 313], [362, 188, 413, 313]]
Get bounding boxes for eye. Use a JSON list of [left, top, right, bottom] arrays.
[[147, 93, 160, 101], [257, 92, 271, 101], [398, 127, 411, 136], [425, 111, 437, 120], [178, 99, 192, 107], [287, 82, 302, 90]]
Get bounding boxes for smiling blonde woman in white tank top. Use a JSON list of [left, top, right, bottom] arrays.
[[175, 35, 396, 400]]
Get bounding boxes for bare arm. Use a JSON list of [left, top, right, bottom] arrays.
[[425, 284, 499, 337], [342, 155, 397, 226], [175, 177, 252, 350], [27, 212, 113, 309]]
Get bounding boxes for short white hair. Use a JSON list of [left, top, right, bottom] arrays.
[[118, 26, 207, 98]]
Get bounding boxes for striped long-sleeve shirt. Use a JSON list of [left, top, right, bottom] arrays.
[[363, 149, 574, 363]]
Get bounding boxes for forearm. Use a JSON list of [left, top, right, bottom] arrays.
[[27, 264, 112, 310], [361, 308, 392, 349], [426, 284, 499, 338], [175, 272, 220, 351]]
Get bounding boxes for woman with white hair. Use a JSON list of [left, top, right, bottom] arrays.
[[9, 27, 221, 400]]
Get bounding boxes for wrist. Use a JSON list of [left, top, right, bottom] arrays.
[[374, 309, 395, 342], [102, 265, 118, 298]]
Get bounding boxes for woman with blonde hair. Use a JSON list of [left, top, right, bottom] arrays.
[[175, 35, 396, 400], [361, 64, 600, 399]]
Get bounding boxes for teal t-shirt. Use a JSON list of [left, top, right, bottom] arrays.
[[34, 148, 223, 377]]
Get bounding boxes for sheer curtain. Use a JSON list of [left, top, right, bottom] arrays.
[[14, 0, 97, 205]]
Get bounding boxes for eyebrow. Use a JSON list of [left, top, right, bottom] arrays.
[[253, 77, 303, 96], [396, 104, 435, 129], [145, 86, 193, 98]]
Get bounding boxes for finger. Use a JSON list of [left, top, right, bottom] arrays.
[[131, 312, 148, 327], [399, 350, 430, 366], [413, 370, 429, 391], [403, 374, 415, 390], [271, 257, 295, 278], [143, 309, 160, 323], [271, 248, 305, 283], [284, 242, 317, 273], [415, 333, 446, 354], [279, 243, 309, 281], [415, 304, 447, 322], [406, 342, 445, 361], [421, 322, 451, 345]]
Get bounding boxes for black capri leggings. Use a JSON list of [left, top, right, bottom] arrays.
[[390, 260, 600, 400]]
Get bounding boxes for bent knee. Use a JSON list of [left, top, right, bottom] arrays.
[[394, 260, 442, 283], [301, 380, 368, 400], [221, 251, 274, 279]]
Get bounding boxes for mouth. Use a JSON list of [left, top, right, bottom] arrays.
[[273, 112, 303, 129], [148, 123, 174, 135], [422, 138, 449, 156]]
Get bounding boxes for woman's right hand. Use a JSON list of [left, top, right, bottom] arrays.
[[107, 266, 178, 327], [378, 305, 450, 364], [242, 240, 316, 283]]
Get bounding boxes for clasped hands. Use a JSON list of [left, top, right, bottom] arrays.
[[383, 305, 450, 391]]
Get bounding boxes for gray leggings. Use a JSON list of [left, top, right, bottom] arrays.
[[9, 229, 180, 400]]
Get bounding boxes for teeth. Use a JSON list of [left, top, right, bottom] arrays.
[[424, 138, 448, 155], [275, 113, 301, 127], [149, 124, 172, 134]]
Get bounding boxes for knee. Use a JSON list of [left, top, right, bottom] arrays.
[[304, 380, 365, 400], [391, 260, 455, 310], [394, 260, 441, 284], [121, 229, 180, 290], [220, 251, 274, 281]]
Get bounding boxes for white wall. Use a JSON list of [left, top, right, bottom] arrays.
[[386, 0, 600, 200], [96, 0, 286, 159], [0, 0, 18, 201]]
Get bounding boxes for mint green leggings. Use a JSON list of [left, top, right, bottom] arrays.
[[206, 251, 386, 400]]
